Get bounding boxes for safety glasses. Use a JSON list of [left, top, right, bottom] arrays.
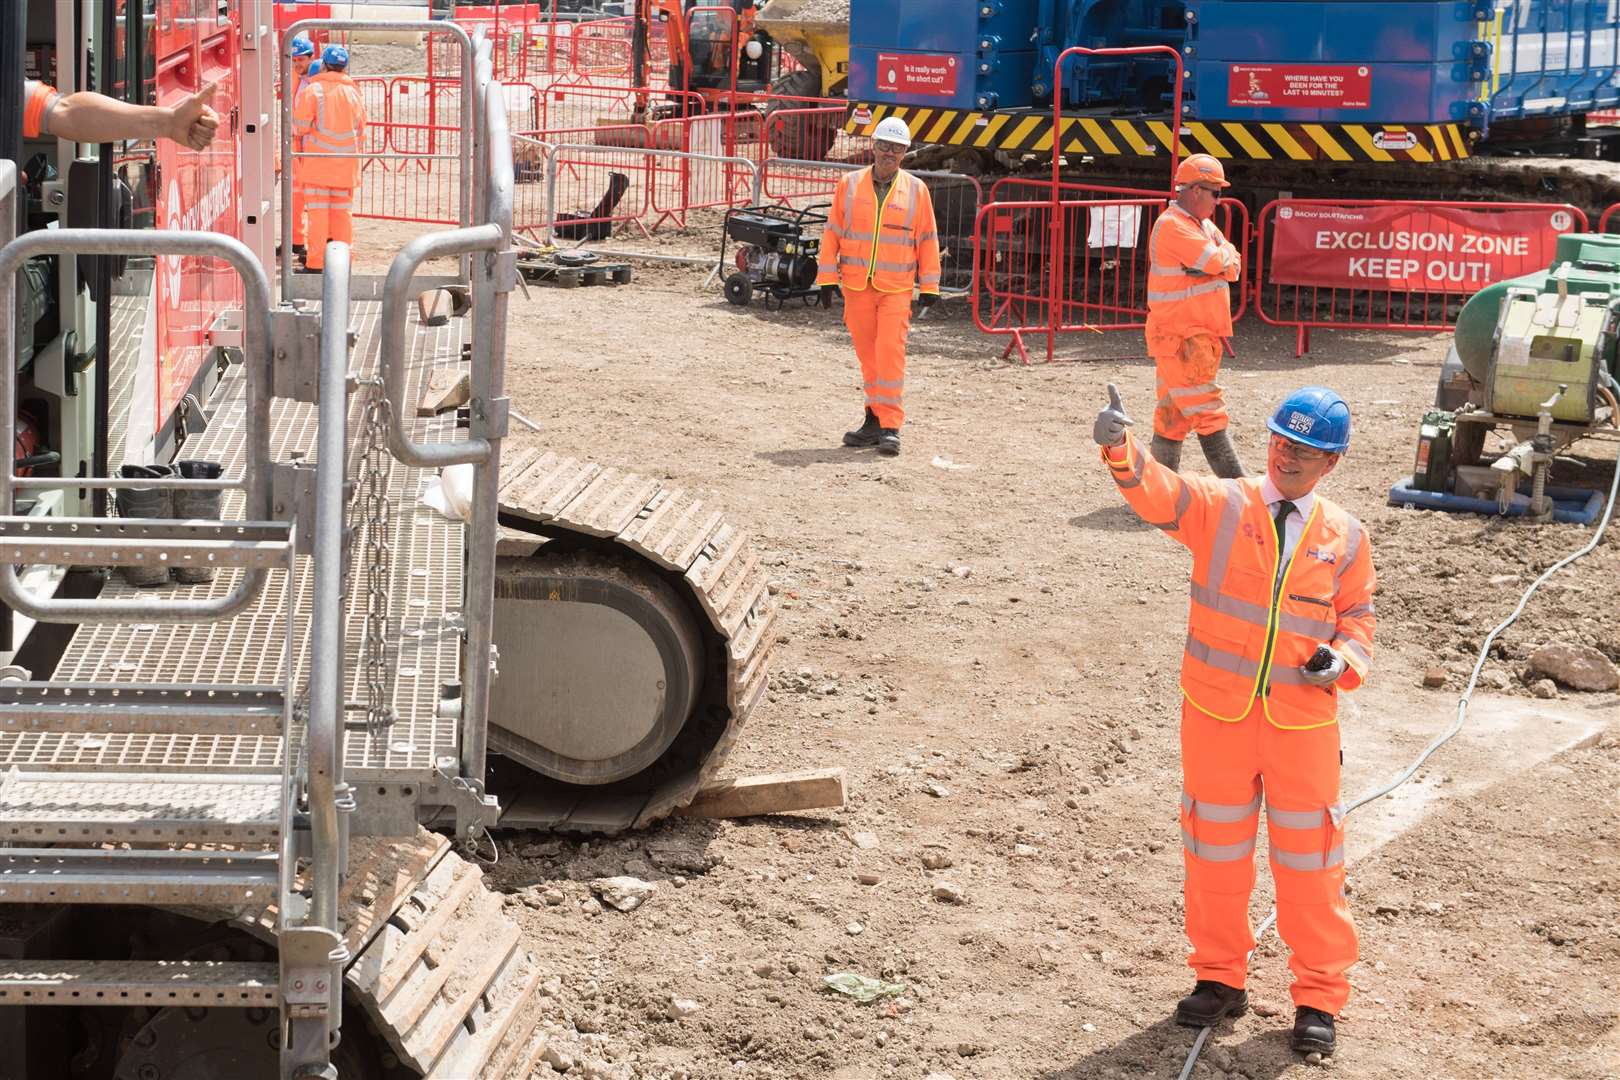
[[1270, 434, 1333, 463]]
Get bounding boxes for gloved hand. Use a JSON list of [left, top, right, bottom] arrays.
[[919, 292, 939, 309], [1299, 645, 1347, 686], [819, 283, 838, 309], [1093, 382, 1134, 447]]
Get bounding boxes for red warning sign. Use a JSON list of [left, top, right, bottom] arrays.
[[1228, 64, 1372, 110], [876, 52, 959, 97]]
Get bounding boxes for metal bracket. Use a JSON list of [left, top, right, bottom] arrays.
[[492, 250, 520, 294], [272, 461, 318, 545], [472, 395, 511, 440], [424, 755, 500, 843], [271, 307, 322, 404]]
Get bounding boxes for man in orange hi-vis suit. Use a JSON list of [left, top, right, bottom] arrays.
[[23, 79, 217, 150], [283, 36, 317, 262], [816, 116, 941, 458], [292, 45, 367, 274], [1146, 153, 1246, 478], [1094, 383, 1375, 1060]]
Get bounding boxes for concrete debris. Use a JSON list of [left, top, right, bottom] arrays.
[[667, 997, 703, 1020], [590, 876, 656, 912], [1530, 678, 1559, 699], [1528, 642, 1620, 692], [920, 849, 953, 870], [1422, 667, 1447, 688], [932, 881, 964, 903]]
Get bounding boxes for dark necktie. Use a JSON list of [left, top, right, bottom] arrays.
[[1273, 500, 1295, 555]]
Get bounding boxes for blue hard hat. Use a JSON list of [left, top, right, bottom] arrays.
[[321, 44, 350, 68], [290, 36, 314, 58], [1267, 387, 1352, 453], [307, 60, 322, 76]]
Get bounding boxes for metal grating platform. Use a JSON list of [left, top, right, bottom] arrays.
[[0, 294, 472, 780]]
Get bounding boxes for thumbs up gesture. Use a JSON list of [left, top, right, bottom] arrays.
[[171, 85, 220, 151], [1093, 382, 1134, 447]]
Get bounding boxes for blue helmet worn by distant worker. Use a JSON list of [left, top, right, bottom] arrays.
[[307, 60, 322, 76], [1267, 387, 1351, 453], [290, 36, 314, 59], [321, 44, 350, 69]]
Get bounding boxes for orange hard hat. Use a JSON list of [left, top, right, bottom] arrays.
[[1175, 153, 1230, 189]]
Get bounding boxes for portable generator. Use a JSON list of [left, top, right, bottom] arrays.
[[718, 203, 829, 310]]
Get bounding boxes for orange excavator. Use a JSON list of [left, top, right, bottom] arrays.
[[631, 0, 775, 117]]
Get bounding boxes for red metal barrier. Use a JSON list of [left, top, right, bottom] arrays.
[[1255, 199, 1587, 355], [1603, 203, 1620, 232], [759, 108, 870, 200], [543, 130, 656, 240], [648, 114, 754, 228]]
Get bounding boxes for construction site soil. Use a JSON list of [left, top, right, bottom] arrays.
[[351, 218, 1619, 1080]]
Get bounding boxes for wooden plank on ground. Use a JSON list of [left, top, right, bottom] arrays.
[[417, 368, 471, 416], [674, 768, 845, 820]]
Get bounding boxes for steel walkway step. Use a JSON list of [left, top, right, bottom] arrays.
[[0, 684, 285, 736], [0, 959, 279, 1006], [0, 848, 279, 905], [0, 771, 283, 844], [0, 517, 293, 571]]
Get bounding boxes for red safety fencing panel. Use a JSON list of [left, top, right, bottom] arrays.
[[542, 131, 656, 241], [648, 114, 754, 228], [759, 107, 870, 200], [1603, 202, 1620, 232], [1255, 199, 1586, 355]]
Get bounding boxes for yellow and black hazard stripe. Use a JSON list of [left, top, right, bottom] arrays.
[[848, 103, 1475, 164]]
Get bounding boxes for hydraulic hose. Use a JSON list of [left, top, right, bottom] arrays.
[[1179, 374, 1620, 1080]]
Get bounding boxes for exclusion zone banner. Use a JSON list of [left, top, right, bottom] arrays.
[[1268, 202, 1578, 293]]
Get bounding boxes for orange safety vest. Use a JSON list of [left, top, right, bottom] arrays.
[[1145, 203, 1240, 345], [23, 80, 60, 139], [816, 167, 942, 295], [1104, 433, 1376, 730], [292, 71, 367, 189]]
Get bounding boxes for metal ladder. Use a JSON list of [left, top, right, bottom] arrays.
[[0, 159, 354, 1079]]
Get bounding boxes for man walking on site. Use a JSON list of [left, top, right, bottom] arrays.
[[292, 44, 367, 274], [283, 35, 316, 262], [1093, 383, 1376, 1058], [1147, 153, 1246, 478], [817, 116, 941, 457]]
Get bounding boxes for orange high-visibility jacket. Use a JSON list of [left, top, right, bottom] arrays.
[[23, 80, 60, 138], [292, 71, 367, 188], [817, 167, 942, 295], [1104, 433, 1375, 730], [1145, 204, 1240, 344]]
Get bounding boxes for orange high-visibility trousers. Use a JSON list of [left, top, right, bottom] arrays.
[[1180, 696, 1357, 1015], [842, 287, 912, 429], [304, 185, 355, 270], [1151, 332, 1229, 440], [291, 162, 308, 247]]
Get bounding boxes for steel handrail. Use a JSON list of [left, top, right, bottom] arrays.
[[0, 220, 277, 623], [281, 19, 475, 296]]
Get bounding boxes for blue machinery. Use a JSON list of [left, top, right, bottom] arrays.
[[845, 0, 1620, 164]]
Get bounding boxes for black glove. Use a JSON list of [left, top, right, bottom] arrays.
[[919, 292, 939, 309], [819, 283, 838, 309]]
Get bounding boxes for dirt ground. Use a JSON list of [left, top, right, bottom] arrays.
[[354, 217, 1620, 1080]]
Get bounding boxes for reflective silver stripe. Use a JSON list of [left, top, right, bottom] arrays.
[[1182, 790, 1261, 823], [1179, 398, 1223, 416], [305, 134, 358, 152], [824, 223, 845, 238], [841, 230, 875, 243], [1147, 278, 1230, 304], [919, 273, 941, 285], [838, 254, 870, 268], [1336, 517, 1366, 582], [1151, 262, 1208, 277], [1197, 241, 1221, 268], [1182, 829, 1256, 862], [1267, 664, 1314, 687], [916, 230, 938, 243], [1339, 602, 1374, 621], [37, 94, 60, 135], [843, 172, 859, 235], [1111, 445, 1147, 490], [1203, 481, 1246, 593], [1151, 480, 1194, 533], [866, 393, 902, 406], [1185, 632, 1260, 678], [1270, 844, 1344, 871], [1168, 382, 1219, 400], [868, 378, 903, 389], [872, 259, 916, 273], [1339, 637, 1372, 667], [1188, 583, 1333, 640], [901, 175, 918, 230], [1266, 805, 1324, 830]]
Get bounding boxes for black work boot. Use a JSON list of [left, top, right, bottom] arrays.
[[1150, 434, 1184, 472], [877, 428, 901, 456], [1174, 980, 1249, 1027], [843, 409, 881, 448], [1198, 429, 1249, 479], [1291, 1007, 1336, 1055]]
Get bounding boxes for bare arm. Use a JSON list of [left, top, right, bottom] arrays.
[[48, 86, 219, 151]]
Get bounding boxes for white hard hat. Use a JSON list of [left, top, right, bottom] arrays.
[[872, 117, 912, 148]]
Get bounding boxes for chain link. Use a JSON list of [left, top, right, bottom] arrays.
[[345, 379, 397, 739]]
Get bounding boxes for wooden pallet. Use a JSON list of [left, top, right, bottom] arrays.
[[517, 258, 634, 289]]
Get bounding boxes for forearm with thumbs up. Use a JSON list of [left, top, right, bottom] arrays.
[[1093, 382, 1135, 448]]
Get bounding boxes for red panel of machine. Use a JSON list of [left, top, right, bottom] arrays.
[[1269, 202, 1578, 293], [875, 52, 959, 97], [1227, 64, 1372, 110]]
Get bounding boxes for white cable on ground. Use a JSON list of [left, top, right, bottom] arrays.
[[1178, 375, 1620, 1080]]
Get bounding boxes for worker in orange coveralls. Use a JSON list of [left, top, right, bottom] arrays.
[[283, 35, 317, 262], [1094, 382, 1376, 1059], [1146, 153, 1246, 478], [816, 115, 941, 458], [292, 45, 367, 274], [23, 78, 217, 150]]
